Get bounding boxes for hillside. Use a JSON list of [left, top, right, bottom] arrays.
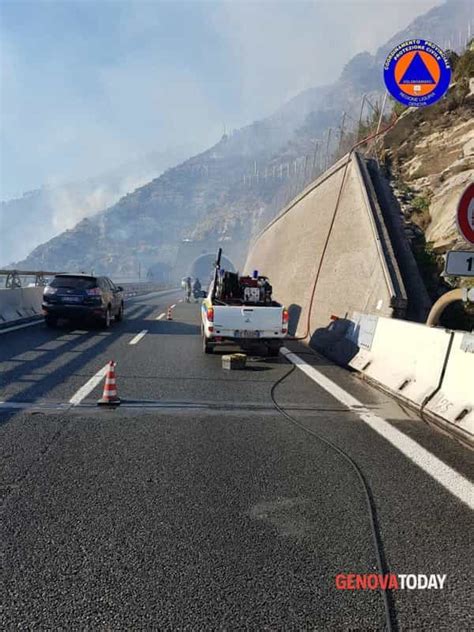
[[14, 0, 472, 279], [0, 147, 193, 266]]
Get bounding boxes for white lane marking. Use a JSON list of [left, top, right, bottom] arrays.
[[69, 364, 109, 406], [179, 299, 183, 303], [0, 319, 43, 334], [280, 347, 474, 510], [170, 304, 176, 309], [156, 313, 165, 320], [129, 329, 148, 345]]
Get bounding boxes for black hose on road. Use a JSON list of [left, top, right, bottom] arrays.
[[270, 355, 396, 631]]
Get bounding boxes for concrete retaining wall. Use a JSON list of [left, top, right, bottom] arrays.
[[365, 159, 432, 322], [329, 313, 474, 444], [0, 287, 43, 325], [244, 152, 407, 344]]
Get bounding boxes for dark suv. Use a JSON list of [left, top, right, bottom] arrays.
[[42, 274, 124, 328]]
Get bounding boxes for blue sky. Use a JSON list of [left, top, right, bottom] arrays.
[[0, 0, 440, 199]]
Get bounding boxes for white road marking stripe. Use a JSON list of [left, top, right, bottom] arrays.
[[170, 304, 176, 309], [0, 319, 43, 334], [280, 347, 474, 510], [129, 329, 148, 345], [156, 313, 165, 320], [69, 364, 109, 406]]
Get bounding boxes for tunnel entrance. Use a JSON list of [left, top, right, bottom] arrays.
[[189, 253, 236, 284]]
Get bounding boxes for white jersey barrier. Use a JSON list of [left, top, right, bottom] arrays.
[[0, 287, 43, 325], [424, 331, 474, 437], [340, 313, 473, 443]]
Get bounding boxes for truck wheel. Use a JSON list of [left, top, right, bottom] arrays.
[[203, 336, 213, 354], [267, 344, 281, 357], [101, 307, 111, 329], [115, 303, 124, 322]]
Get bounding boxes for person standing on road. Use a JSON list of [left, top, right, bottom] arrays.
[[192, 277, 202, 302], [184, 276, 192, 303]]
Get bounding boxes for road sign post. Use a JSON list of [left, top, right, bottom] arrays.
[[456, 183, 474, 244], [444, 250, 474, 277]]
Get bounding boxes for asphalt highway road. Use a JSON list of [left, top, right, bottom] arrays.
[[1, 289, 473, 630]]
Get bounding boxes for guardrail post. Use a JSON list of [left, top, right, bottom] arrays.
[[6, 271, 21, 289], [35, 273, 48, 287]]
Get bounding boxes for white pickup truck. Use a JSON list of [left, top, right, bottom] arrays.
[[201, 278, 288, 356]]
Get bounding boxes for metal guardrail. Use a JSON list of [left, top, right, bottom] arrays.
[[0, 270, 61, 289], [119, 282, 174, 298], [0, 270, 173, 298]]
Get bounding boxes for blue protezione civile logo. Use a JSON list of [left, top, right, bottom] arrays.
[[383, 39, 451, 107]]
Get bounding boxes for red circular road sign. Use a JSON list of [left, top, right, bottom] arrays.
[[456, 183, 474, 244]]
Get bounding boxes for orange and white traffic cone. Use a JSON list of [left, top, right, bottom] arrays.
[[98, 361, 121, 406], [166, 306, 173, 320]]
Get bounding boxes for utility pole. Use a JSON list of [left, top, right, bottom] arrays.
[[311, 139, 320, 178], [302, 155, 309, 188], [338, 112, 347, 154], [358, 95, 367, 140], [375, 92, 388, 136], [325, 128, 333, 170], [372, 91, 388, 164]]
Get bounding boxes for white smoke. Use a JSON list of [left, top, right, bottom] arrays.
[[48, 172, 156, 233]]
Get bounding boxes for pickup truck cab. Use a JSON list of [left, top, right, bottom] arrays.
[[201, 280, 288, 356]]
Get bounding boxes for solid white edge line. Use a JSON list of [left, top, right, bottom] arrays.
[[170, 304, 176, 309], [129, 329, 148, 345], [0, 319, 43, 334], [69, 364, 109, 406], [280, 347, 474, 511], [156, 313, 165, 320]]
